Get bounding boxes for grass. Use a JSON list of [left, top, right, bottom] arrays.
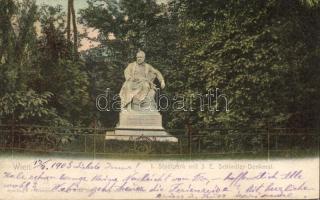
[[0, 148, 318, 160], [1, 132, 318, 160]]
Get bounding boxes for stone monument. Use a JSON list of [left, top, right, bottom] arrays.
[[105, 51, 178, 142]]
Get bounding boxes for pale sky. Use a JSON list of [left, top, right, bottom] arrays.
[[36, 0, 88, 11], [35, 0, 168, 11]]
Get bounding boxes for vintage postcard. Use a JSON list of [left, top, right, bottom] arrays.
[[0, 0, 319, 199]]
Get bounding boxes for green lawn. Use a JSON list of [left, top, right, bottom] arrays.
[[1, 148, 318, 160]]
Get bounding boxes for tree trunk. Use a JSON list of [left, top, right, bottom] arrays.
[[71, 0, 78, 59], [66, 0, 71, 42]]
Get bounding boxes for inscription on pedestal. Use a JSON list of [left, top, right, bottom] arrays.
[[118, 112, 163, 129]]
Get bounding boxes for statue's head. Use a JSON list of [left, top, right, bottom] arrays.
[[136, 50, 145, 64]]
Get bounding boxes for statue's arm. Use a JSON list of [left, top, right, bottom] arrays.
[[150, 65, 165, 89], [154, 69, 164, 83]]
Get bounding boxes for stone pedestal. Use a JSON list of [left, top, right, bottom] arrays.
[[106, 111, 178, 142]]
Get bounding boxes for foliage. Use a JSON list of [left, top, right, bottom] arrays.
[[36, 5, 90, 125], [0, 0, 75, 148], [169, 0, 320, 129], [0, 0, 52, 125], [0, 90, 52, 120]]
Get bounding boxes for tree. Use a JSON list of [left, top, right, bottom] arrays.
[[170, 0, 320, 129], [0, 0, 54, 125], [66, 0, 78, 58], [37, 5, 90, 125]]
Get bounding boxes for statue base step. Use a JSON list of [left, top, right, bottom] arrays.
[[106, 111, 178, 142], [105, 130, 178, 143]]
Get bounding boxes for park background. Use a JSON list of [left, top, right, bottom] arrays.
[[0, 0, 319, 158]]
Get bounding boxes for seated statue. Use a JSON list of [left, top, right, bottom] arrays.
[[107, 50, 178, 142], [119, 50, 165, 111]]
